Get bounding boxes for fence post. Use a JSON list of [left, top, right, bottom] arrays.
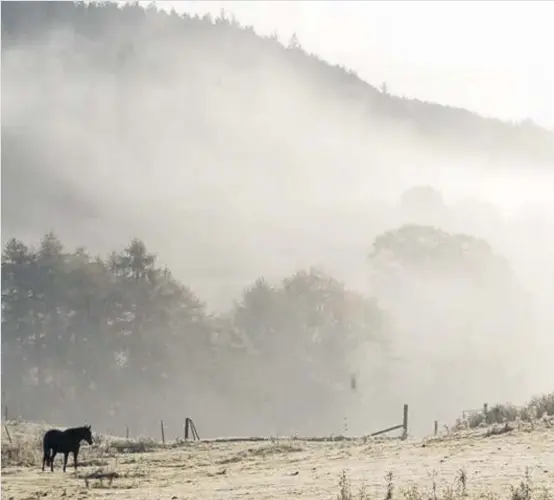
[[483, 403, 488, 423], [402, 404, 408, 440], [184, 418, 189, 440], [4, 423, 12, 444], [190, 418, 200, 441], [160, 420, 165, 444], [434, 420, 438, 436], [2, 391, 7, 422]]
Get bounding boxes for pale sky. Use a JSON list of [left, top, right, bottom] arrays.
[[153, 0, 554, 130]]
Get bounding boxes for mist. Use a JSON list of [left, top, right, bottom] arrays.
[[2, 2, 553, 439]]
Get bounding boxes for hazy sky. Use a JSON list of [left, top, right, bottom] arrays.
[[154, 0, 554, 130]]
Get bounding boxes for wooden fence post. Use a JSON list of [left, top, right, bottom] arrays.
[[184, 418, 189, 440], [160, 420, 165, 444], [483, 403, 488, 423], [402, 404, 408, 440], [190, 418, 200, 441], [4, 423, 12, 444], [434, 420, 438, 436], [2, 391, 7, 422]]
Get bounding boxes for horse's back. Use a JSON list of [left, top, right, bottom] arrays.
[[43, 429, 63, 447]]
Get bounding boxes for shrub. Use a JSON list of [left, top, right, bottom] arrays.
[[455, 392, 554, 430]]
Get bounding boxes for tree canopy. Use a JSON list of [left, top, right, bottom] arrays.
[[367, 224, 533, 430], [2, 225, 532, 436], [1, 233, 385, 436]]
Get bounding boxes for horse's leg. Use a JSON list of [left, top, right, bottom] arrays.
[[50, 451, 56, 472], [73, 449, 78, 470], [63, 452, 69, 472], [42, 450, 47, 471]]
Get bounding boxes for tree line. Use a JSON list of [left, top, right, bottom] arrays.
[[2, 219, 532, 436], [1, 232, 386, 435]]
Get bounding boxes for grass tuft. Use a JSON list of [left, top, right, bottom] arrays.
[[335, 469, 552, 500]]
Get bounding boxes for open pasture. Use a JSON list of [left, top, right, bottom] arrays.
[[2, 420, 554, 500]]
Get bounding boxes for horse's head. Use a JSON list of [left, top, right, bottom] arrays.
[[82, 425, 93, 445]]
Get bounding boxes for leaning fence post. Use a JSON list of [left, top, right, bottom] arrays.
[[190, 418, 200, 441], [160, 420, 165, 444], [4, 423, 12, 444], [402, 404, 409, 440]]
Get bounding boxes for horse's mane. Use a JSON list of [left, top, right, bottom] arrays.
[[64, 426, 89, 434]]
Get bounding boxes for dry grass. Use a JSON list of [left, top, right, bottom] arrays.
[[216, 442, 304, 465], [335, 468, 553, 500], [1, 421, 46, 467], [1, 415, 553, 500], [457, 393, 554, 430]]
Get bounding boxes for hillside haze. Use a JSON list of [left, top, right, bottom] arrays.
[[2, 1, 554, 439]]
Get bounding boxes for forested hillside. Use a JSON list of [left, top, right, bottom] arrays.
[[3, 1, 553, 165], [2, 1, 553, 302], [2, 1, 552, 437]]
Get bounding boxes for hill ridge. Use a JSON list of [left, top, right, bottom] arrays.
[[1, 0, 553, 166]]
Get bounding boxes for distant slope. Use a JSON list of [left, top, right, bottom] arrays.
[[2, 1, 553, 166], [2, 1, 553, 306]]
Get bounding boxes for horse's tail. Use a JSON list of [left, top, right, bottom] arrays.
[[42, 431, 51, 459]]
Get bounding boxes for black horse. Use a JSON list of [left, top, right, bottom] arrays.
[[42, 425, 93, 472]]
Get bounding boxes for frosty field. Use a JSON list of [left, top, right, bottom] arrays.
[[2, 420, 553, 499]]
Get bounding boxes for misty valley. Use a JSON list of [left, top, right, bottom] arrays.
[[2, 0, 554, 443]]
